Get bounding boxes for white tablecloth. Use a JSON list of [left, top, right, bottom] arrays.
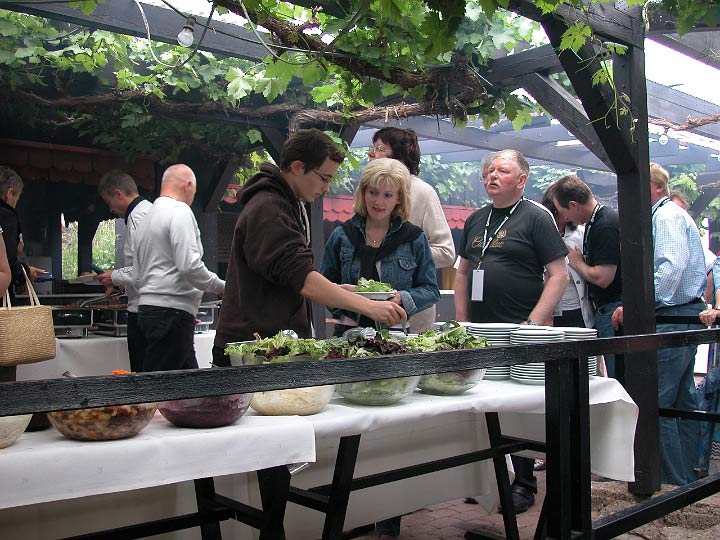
[[267, 376, 637, 538], [0, 377, 636, 540], [16, 331, 215, 380], [0, 414, 315, 510]]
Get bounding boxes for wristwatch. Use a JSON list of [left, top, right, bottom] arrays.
[[526, 319, 539, 326]]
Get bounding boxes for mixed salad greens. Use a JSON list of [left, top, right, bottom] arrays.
[[356, 277, 394, 293], [223, 323, 491, 404]]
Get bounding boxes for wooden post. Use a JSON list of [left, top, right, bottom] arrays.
[[613, 27, 661, 497]]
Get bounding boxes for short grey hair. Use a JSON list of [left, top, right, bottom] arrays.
[[491, 149, 530, 176], [97, 169, 139, 197], [0, 166, 23, 195]]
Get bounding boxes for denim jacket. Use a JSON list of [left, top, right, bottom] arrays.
[[320, 214, 440, 320]]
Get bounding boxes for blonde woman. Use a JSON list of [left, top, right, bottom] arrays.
[[321, 158, 440, 337]]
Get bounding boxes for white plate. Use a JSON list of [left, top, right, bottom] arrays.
[[511, 377, 546, 385], [66, 275, 98, 285], [355, 291, 395, 300]]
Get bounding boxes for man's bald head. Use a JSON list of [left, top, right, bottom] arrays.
[[160, 164, 197, 205]]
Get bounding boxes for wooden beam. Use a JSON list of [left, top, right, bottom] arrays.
[[688, 186, 720, 219], [6, 1, 267, 61], [204, 156, 242, 214], [365, 117, 609, 170], [613, 35, 661, 496], [508, 0, 642, 48], [647, 80, 720, 140], [541, 17, 636, 175], [482, 44, 562, 88], [518, 72, 612, 170], [258, 127, 288, 164]]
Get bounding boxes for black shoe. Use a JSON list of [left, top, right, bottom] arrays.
[[498, 485, 535, 515]]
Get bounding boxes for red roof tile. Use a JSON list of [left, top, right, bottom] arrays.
[[0, 139, 157, 191], [323, 195, 477, 230]]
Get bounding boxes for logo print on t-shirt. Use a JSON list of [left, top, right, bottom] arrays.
[[471, 236, 484, 248], [497, 229, 507, 239]]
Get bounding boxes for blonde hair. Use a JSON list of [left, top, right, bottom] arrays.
[[650, 162, 669, 195], [353, 158, 411, 221]]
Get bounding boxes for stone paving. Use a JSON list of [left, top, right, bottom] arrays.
[[352, 469, 720, 540]]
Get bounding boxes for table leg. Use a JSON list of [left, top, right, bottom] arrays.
[[322, 434, 362, 540], [257, 465, 291, 540], [195, 477, 223, 540], [464, 413, 520, 540]]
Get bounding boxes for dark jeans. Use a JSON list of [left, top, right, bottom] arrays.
[[137, 305, 197, 372], [126, 311, 146, 373], [595, 300, 622, 378], [511, 455, 537, 493]]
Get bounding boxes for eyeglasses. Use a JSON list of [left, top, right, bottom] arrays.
[[368, 144, 389, 154], [310, 169, 333, 185]]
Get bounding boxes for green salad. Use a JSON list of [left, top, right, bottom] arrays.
[[356, 277, 394, 292], [225, 331, 330, 364]]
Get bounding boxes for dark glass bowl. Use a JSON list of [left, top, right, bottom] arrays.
[[158, 394, 252, 428]]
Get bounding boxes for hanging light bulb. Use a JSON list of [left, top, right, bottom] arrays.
[[177, 17, 195, 48], [658, 132, 669, 146], [493, 97, 505, 112]]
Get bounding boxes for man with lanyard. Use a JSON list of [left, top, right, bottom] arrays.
[[95, 170, 153, 372], [455, 149, 568, 514], [552, 176, 623, 377], [611, 163, 706, 485]]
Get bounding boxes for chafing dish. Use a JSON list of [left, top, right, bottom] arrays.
[[195, 301, 220, 334], [52, 307, 94, 339]]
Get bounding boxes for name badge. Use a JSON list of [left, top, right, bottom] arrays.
[[472, 269, 485, 302]]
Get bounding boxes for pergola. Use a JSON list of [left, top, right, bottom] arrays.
[[2, 0, 720, 529]]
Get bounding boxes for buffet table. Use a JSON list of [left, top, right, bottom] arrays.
[[0, 413, 316, 539], [264, 376, 637, 539], [16, 331, 215, 380], [0, 377, 636, 540]]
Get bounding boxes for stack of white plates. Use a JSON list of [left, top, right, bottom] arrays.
[[554, 327, 599, 375], [509, 327, 565, 385], [464, 323, 519, 380]]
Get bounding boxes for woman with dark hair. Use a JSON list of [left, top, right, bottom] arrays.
[[369, 127, 455, 333]]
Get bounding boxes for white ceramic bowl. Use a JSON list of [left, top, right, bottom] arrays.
[[0, 414, 32, 449]]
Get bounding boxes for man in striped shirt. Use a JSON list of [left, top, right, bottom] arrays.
[[612, 163, 706, 485]]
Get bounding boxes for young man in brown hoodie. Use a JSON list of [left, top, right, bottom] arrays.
[[213, 129, 406, 365]]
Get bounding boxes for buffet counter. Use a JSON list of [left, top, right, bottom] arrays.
[[16, 331, 215, 380], [0, 376, 637, 540]]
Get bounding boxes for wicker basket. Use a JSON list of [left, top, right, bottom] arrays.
[[0, 268, 56, 366]]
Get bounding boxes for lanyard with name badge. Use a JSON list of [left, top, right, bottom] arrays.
[[582, 203, 603, 263], [652, 196, 671, 218], [472, 197, 523, 302]]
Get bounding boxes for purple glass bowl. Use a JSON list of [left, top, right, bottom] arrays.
[[158, 394, 253, 428]]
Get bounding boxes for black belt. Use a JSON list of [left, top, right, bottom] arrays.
[[656, 298, 704, 311]]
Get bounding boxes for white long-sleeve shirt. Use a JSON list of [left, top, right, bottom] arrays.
[[119, 196, 224, 316]]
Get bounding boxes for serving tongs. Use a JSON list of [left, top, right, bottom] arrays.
[[78, 294, 123, 307]]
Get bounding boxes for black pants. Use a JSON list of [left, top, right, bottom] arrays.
[[553, 308, 585, 328], [126, 311, 147, 373], [511, 455, 537, 493], [138, 305, 197, 372], [212, 344, 230, 367]]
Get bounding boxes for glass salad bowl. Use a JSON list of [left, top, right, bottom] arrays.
[[338, 375, 420, 406], [158, 394, 252, 428], [48, 402, 157, 441], [418, 368, 486, 395]]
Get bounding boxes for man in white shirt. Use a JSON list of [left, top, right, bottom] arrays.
[[95, 170, 153, 372], [129, 164, 225, 372]]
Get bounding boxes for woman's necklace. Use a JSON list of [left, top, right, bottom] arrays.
[[366, 223, 388, 247]]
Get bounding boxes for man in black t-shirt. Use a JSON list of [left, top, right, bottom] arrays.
[[455, 150, 568, 514], [552, 176, 622, 378]]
